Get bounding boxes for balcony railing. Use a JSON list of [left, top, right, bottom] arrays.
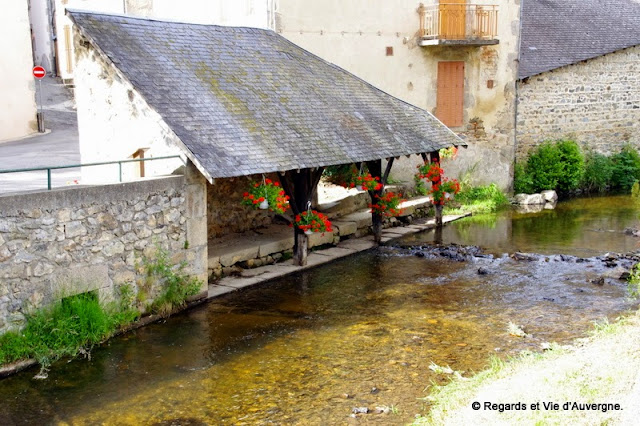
[[418, 3, 499, 46]]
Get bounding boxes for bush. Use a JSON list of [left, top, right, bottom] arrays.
[[581, 152, 614, 193], [555, 140, 584, 192], [526, 142, 564, 191], [517, 142, 640, 194], [610, 145, 640, 190], [516, 140, 584, 194], [513, 162, 534, 194]]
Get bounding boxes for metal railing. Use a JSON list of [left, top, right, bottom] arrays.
[[418, 3, 498, 41], [0, 155, 184, 191]]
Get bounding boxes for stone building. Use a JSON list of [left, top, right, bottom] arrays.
[[0, 0, 38, 142], [516, 0, 640, 159]]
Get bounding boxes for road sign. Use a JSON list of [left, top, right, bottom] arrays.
[[32, 66, 46, 79]]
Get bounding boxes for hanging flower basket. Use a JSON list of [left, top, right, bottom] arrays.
[[292, 210, 333, 234], [416, 161, 443, 182], [242, 178, 290, 214], [353, 173, 383, 191], [369, 191, 406, 217], [430, 178, 460, 205]]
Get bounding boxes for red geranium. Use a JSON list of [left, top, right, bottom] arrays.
[[369, 191, 406, 217], [293, 210, 333, 234], [242, 178, 290, 214]]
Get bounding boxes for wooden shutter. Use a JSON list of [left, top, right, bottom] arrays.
[[436, 61, 465, 127], [440, 0, 466, 40]]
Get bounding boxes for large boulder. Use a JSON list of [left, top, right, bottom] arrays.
[[514, 193, 544, 205]]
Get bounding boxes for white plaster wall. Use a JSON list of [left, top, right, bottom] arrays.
[[277, 0, 521, 190], [74, 31, 185, 184], [0, 0, 38, 142], [153, 0, 273, 28], [29, 0, 55, 72]]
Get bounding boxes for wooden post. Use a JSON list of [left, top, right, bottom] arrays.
[[279, 168, 324, 266], [430, 150, 443, 227], [365, 158, 394, 244]]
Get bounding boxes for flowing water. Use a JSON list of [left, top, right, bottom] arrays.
[[1, 195, 639, 425]]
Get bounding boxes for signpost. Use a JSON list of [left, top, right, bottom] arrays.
[[33, 66, 46, 132]]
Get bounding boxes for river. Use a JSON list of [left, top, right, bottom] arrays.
[[0, 195, 638, 425]]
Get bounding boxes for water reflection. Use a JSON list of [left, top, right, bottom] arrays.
[[405, 195, 640, 257]]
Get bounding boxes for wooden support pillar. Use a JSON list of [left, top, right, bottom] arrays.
[[430, 150, 443, 227], [278, 168, 324, 266], [365, 158, 394, 244]]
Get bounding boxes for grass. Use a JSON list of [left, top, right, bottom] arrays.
[[412, 313, 640, 425], [0, 291, 138, 368], [444, 183, 509, 215]]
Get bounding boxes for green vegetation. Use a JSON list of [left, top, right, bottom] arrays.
[[444, 183, 509, 215], [610, 146, 640, 191], [627, 263, 640, 299], [0, 291, 138, 368], [515, 141, 640, 194], [140, 246, 203, 316], [514, 140, 584, 193], [581, 151, 614, 193], [322, 164, 361, 187], [0, 246, 202, 370]]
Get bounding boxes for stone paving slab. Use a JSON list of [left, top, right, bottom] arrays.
[[208, 224, 292, 268], [308, 230, 335, 248], [338, 210, 372, 228], [311, 246, 357, 257], [331, 220, 357, 236], [336, 237, 376, 251], [208, 284, 238, 297]]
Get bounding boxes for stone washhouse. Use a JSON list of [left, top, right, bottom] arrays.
[[68, 10, 465, 271]]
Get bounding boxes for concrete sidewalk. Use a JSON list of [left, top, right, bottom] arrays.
[[208, 213, 470, 298]]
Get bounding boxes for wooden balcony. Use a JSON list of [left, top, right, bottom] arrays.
[[417, 3, 499, 47]]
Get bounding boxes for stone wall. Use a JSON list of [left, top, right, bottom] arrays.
[[207, 173, 283, 239], [0, 163, 208, 334], [516, 45, 640, 159]]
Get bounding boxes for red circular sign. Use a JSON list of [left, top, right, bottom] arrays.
[[32, 66, 46, 79]]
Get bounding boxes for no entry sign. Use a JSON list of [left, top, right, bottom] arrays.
[[32, 66, 46, 79]]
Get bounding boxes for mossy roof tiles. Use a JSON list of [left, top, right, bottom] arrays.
[[68, 10, 464, 179]]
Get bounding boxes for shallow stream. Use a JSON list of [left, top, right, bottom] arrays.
[[1, 195, 639, 425]]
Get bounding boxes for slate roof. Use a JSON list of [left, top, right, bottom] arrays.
[[519, 0, 640, 79], [68, 10, 464, 180]]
